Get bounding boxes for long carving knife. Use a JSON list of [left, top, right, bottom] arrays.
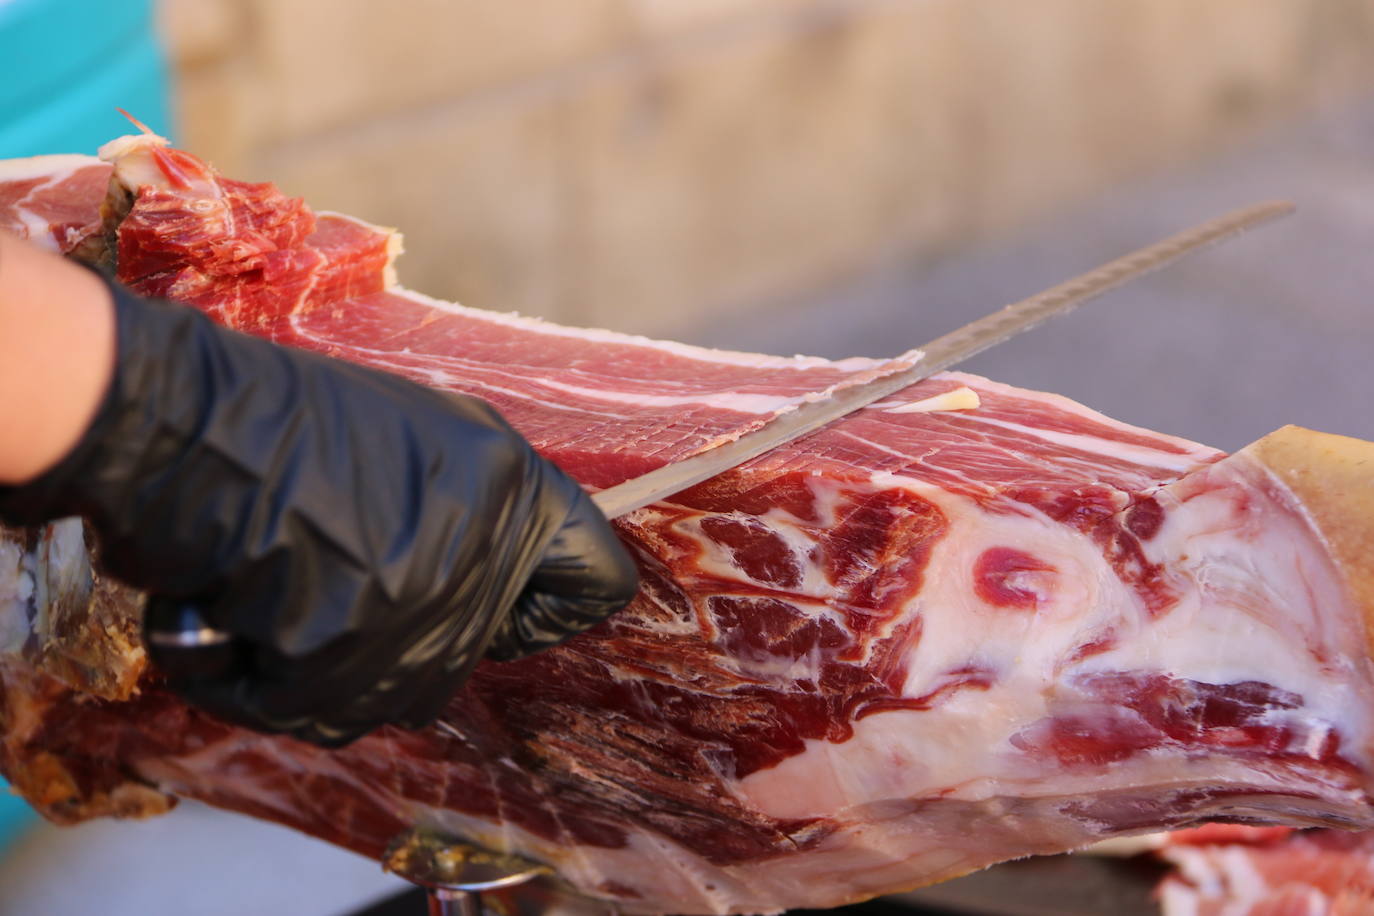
[[586, 199, 1294, 519], [146, 201, 1292, 668]]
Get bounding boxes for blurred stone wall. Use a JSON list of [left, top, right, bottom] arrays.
[[159, 0, 1374, 338]]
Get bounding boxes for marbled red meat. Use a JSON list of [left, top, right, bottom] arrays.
[[1159, 829, 1374, 915], [0, 154, 110, 255], [2, 134, 1373, 916]]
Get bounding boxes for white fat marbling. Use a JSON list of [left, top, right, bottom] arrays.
[[396, 287, 920, 374], [0, 153, 102, 182], [873, 386, 982, 414]]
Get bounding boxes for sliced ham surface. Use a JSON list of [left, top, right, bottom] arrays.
[[0, 153, 110, 258], [2, 134, 1373, 915]]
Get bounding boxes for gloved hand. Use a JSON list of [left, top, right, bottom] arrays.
[[0, 277, 639, 746]]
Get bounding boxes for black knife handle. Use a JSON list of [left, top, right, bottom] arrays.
[[143, 596, 241, 681]]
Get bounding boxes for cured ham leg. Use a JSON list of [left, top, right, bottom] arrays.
[[1, 135, 1372, 915]]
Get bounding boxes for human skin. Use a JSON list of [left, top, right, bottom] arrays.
[[0, 231, 115, 484]]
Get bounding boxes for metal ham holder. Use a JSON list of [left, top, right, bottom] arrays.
[[383, 829, 554, 916]]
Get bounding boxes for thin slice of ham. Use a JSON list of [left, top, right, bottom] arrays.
[[1, 134, 1373, 915]]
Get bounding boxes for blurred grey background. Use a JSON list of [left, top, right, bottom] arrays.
[[3, 0, 1373, 913], [690, 92, 1374, 454]]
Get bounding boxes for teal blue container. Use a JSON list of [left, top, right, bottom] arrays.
[[0, 0, 174, 158], [0, 0, 173, 851], [0, 787, 31, 853]]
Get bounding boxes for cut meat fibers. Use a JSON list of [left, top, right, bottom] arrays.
[[1158, 829, 1374, 915], [2, 134, 1373, 915]]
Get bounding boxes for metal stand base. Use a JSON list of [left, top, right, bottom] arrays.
[[430, 887, 483, 916]]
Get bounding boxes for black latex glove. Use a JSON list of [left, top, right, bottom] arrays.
[[0, 278, 638, 746]]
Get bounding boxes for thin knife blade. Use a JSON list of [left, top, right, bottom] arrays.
[[589, 200, 1294, 519]]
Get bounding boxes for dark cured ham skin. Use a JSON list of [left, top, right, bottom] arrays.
[[2, 137, 1373, 915]]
